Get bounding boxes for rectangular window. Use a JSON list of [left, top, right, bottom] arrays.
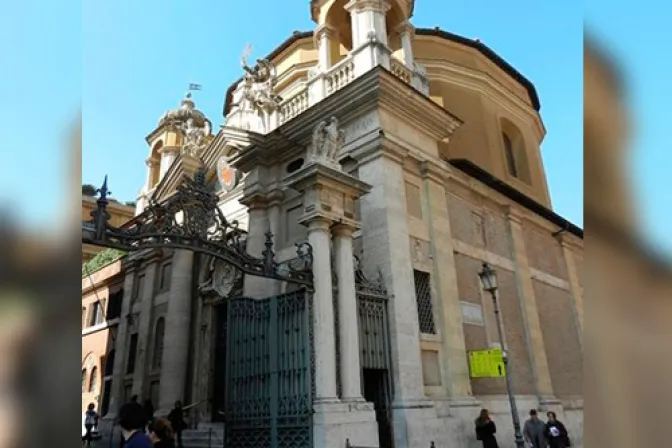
[[159, 262, 172, 292], [126, 334, 138, 374], [107, 290, 123, 320], [413, 270, 436, 334], [133, 274, 145, 299], [89, 302, 101, 327]]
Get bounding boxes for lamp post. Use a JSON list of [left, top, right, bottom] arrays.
[[478, 262, 526, 448]]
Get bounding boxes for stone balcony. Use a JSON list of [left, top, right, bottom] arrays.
[[226, 39, 430, 134]]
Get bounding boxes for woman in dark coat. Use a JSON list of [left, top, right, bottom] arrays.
[[545, 411, 571, 448], [167, 401, 186, 448], [475, 408, 499, 448]]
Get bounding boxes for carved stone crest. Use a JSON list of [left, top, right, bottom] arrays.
[[217, 157, 239, 192], [310, 116, 345, 169], [198, 257, 243, 298]]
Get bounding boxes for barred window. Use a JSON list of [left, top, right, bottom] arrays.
[[413, 270, 436, 334]]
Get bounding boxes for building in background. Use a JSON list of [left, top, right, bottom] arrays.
[[81, 196, 134, 263], [82, 257, 125, 413], [88, 2, 584, 447]]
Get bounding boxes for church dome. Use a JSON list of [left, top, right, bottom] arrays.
[[158, 92, 211, 129]]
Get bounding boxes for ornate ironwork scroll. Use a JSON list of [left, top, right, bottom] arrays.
[[81, 171, 313, 287]]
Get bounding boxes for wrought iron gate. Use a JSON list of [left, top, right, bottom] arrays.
[[225, 290, 313, 448], [355, 259, 394, 448]]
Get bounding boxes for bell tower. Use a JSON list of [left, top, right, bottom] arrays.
[[309, 0, 426, 92], [136, 89, 213, 214]]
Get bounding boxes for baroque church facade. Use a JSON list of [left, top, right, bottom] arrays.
[[98, 1, 584, 447]]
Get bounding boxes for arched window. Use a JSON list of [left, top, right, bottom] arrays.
[[152, 318, 165, 370], [500, 119, 532, 184], [502, 132, 519, 178], [82, 369, 87, 392], [89, 367, 98, 393]]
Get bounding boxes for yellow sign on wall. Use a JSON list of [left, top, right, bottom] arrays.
[[468, 349, 507, 378]]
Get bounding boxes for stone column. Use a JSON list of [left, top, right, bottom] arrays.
[[396, 21, 415, 67], [159, 147, 178, 179], [106, 260, 138, 419], [158, 249, 194, 414], [131, 255, 159, 399], [316, 24, 337, 70], [505, 208, 555, 400], [242, 196, 275, 298], [420, 162, 473, 398], [145, 158, 158, 191], [345, 0, 391, 47], [333, 223, 364, 401], [558, 236, 584, 346], [307, 217, 339, 402]]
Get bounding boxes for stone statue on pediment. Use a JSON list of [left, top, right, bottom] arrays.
[[310, 116, 345, 168], [240, 44, 282, 113], [181, 117, 207, 157]]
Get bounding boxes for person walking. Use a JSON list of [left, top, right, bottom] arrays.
[[82, 403, 99, 446], [118, 402, 153, 448], [474, 408, 499, 448], [149, 418, 176, 448], [167, 401, 186, 448], [545, 411, 571, 448], [523, 409, 547, 448], [143, 399, 155, 433]]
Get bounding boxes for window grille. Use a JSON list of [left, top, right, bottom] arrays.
[[413, 270, 436, 334]]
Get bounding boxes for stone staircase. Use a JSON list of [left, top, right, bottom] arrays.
[[182, 424, 224, 448]]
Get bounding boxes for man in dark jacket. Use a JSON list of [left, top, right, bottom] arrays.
[[118, 402, 153, 448]]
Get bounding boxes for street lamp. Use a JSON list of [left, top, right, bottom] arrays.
[[478, 262, 525, 448]]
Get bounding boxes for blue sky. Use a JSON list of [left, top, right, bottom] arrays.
[[2, 1, 669, 254]]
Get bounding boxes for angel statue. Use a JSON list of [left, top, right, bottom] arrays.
[[240, 44, 282, 112], [311, 116, 345, 167]]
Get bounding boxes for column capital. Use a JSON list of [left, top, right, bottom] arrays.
[[304, 215, 333, 233], [419, 160, 445, 184], [145, 157, 159, 167], [315, 23, 339, 41], [332, 221, 358, 237], [505, 205, 525, 225], [394, 20, 415, 37], [239, 191, 269, 210], [345, 0, 391, 13], [266, 190, 285, 207]]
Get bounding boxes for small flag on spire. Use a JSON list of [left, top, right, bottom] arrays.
[[189, 83, 202, 91]]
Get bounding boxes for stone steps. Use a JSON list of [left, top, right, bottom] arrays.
[[181, 428, 225, 448]]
